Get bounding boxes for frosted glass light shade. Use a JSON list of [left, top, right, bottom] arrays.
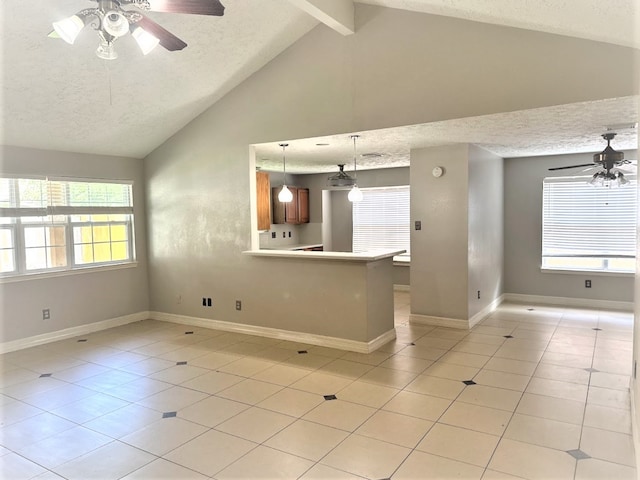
[[103, 11, 129, 38], [278, 185, 293, 203], [132, 26, 160, 55], [53, 15, 85, 44], [348, 185, 363, 202]]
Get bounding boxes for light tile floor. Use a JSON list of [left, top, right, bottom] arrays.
[[0, 292, 636, 479]]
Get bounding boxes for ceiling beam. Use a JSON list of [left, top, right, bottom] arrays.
[[288, 0, 355, 36]]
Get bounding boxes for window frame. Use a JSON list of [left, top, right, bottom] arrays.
[[0, 176, 136, 279], [541, 175, 637, 275], [352, 185, 411, 261]]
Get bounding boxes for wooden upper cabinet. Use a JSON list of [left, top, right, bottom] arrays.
[[272, 186, 309, 225], [256, 171, 271, 231], [297, 188, 309, 223]]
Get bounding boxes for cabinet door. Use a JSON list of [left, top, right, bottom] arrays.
[[285, 187, 298, 224], [297, 188, 309, 223], [256, 171, 271, 230], [272, 187, 286, 224]]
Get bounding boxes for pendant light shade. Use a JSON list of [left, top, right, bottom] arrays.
[[348, 135, 362, 203], [278, 143, 293, 203]]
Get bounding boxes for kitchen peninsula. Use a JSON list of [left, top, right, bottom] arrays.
[[243, 248, 404, 353]]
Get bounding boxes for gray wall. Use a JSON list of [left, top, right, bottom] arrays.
[[144, 4, 638, 332], [410, 145, 470, 320], [468, 145, 504, 318], [504, 152, 636, 302], [0, 146, 149, 343], [297, 166, 410, 252]]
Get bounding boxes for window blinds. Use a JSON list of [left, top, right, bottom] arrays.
[[352, 186, 410, 254], [542, 177, 637, 258], [0, 178, 133, 217]]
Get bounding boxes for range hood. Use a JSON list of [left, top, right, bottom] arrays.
[[327, 164, 355, 188]]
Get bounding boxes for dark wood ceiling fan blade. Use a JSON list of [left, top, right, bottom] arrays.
[[548, 163, 596, 171], [136, 15, 187, 51], [146, 0, 225, 16]]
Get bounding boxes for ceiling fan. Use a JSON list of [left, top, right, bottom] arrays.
[[49, 0, 225, 59], [548, 132, 636, 186]]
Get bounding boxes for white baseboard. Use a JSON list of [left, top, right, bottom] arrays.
[[503, 293, 633, 311], [0, 311, 149, 354], [409, 313, 470, 329], [150, 311, 396, 354], [469, 295, 505, 328], [394, 284, 410, 292]]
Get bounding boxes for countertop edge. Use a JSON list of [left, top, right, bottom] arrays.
[[243, 249, 406, 262]]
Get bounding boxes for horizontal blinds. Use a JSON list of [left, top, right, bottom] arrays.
[[353, 186, 410, 253], [542, 177, 637, 257], [0, 178, 133, 217]]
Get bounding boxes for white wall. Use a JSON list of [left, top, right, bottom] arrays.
[[0, 146, 149, 344], [504, 152, 636, 302], [144, 5, 638, 334]]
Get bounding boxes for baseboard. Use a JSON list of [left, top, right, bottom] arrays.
[[469, 294, 505, 328], [394, 284, 410, 292], [503, 293, 633, 311], [631, 384, 640, 472], [0, 311, 149, 354], [409, 313, 470, 329], [149, 311, 396, 354]]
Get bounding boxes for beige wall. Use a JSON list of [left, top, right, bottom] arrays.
[[0, 146, 149, 343], [410, 144, 470, 320], [144, 4, 638, 334], [468, 145, 504, 318]]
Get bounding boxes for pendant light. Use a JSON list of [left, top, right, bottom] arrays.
[[278, 143, 293, 203], [348, 135, 363, 202]]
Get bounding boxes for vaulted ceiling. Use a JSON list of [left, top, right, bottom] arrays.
[[1, 0, 638, 166]]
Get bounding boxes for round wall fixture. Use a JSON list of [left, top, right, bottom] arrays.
[[432, 166, 444, 178]]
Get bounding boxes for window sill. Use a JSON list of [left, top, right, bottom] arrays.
[[541, 268, 634, 278], [0, 262, 139, 284]]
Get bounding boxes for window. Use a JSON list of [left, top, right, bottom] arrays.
[[0, 177, 135, 278], [352, 185, 410, 259], [542, 176, 636, 273]]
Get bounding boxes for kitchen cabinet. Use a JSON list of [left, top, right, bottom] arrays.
[[256, 171, 271, 231], [272, 186, 309, 225]]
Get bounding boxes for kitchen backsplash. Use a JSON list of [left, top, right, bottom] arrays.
[[259, 222, 322, 249]]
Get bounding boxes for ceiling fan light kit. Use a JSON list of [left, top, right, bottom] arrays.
[[50, 0, 225, 59], [548, 132, 636, 187], [348, 135, 363, 203]]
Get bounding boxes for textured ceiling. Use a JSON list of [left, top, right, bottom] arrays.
[[0, 0, 638, 161], [254, 96, 639, 173], [0, 0, 319, 158], [360, 0, 640, 49]]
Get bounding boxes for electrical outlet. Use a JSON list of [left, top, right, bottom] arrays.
[[415, 220, 422, 231], [271, 232, 276, 239], [477, 290, 480, 299], [202, 297, 207, 306], [207, 298, 212, 307], [282, 232, 286, 238], [288, 231, 291, 238], [585, 280, 592, 288], [42, 308, 50, 320], [236, 300, 242, 311]]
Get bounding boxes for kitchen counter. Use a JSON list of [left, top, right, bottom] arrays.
[[260, 243, 323, 251], [245, 249, 404, 262], [241, 248, 404, 353]]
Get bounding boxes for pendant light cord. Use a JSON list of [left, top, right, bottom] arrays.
[[279, 143, 288, 185], [351, 135, 359, 181]]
